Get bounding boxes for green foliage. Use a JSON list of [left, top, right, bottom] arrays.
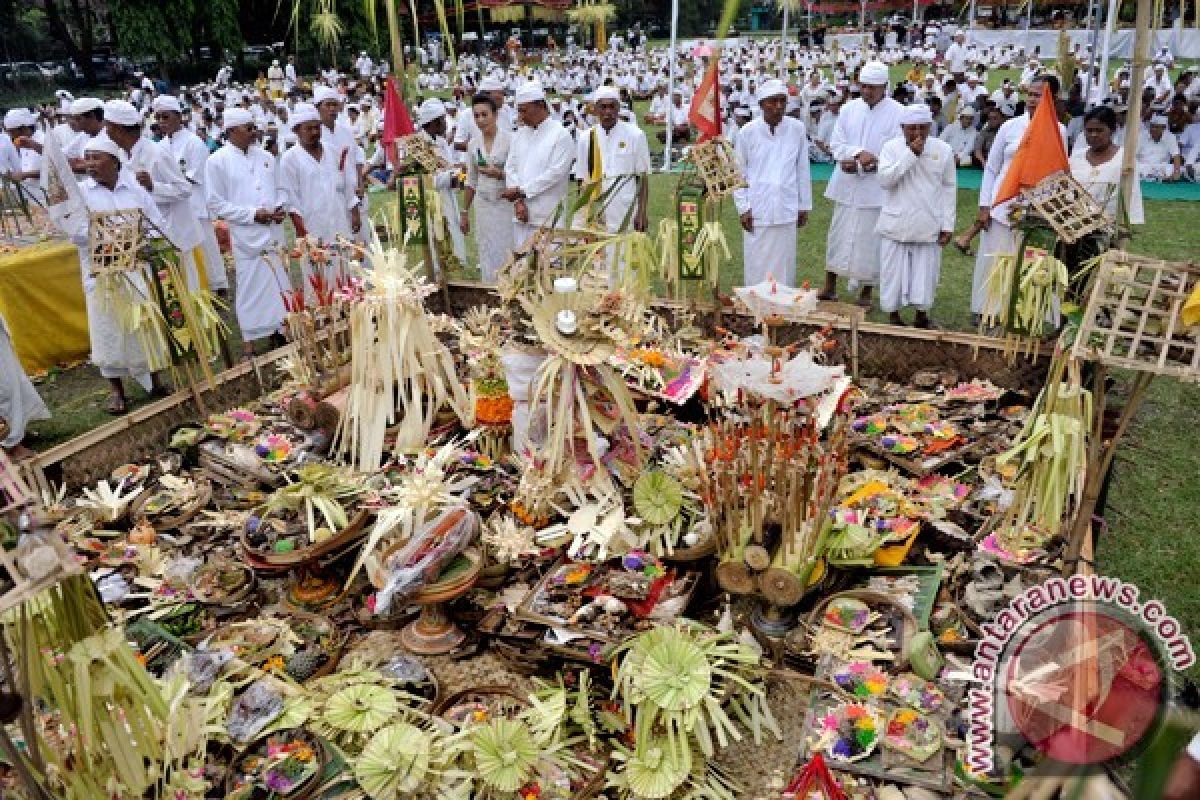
[[111, 0, 195, 61]]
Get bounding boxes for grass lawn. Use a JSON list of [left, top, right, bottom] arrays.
[[17, 57, 1200, 676]]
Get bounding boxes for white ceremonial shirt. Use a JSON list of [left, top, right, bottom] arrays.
[[279, 143, 355, 242], [939, 121, 976, 164], [73, 173, 170, 291], [944, 42, 969, 74], [573, 119, 650, 229], [128, 137, 203, 251], [161, 128, 214, 221], [505, 115, 576, 227], [876, 135, 957, 243], [320, 120, 362, 211], [205, 142, 285, 257], [732, 116, 813, 226], [1138, 131, 1180, 167], [825, 96, 904, 209]]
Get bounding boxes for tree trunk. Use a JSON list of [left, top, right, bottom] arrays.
[[40, 0, 96, 83]]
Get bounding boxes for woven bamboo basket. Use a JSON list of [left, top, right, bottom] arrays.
[[1072, 249, 1200, 381]]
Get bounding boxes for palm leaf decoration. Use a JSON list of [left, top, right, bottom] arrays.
[[614, 623, 781, 763], [633, 470, 684, 526], [320, 683, 398, 735], [467, 717, 541, 793], [355, 721, 448, 798], [608, 734, 692, 799]]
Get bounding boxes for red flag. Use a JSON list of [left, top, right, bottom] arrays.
[[992, 84, 1069, 207], [382, 76, 416, 168], [688, 63, 722, 143]]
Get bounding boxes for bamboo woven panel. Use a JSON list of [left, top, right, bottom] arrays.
[[87, 208, 144, 277], [1072, 250, 1200, 381], [1019, 173, 1113, 244], [688, 137, 746, 198], [0, 450, 31, 516], [402, 134, 446, 173]]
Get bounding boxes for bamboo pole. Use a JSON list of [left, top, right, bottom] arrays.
[[1117, 0, 1154, 250], [385, 0, 406, 84]]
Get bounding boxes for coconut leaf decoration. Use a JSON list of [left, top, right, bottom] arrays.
[[633, 471, 684, 526], [322, 683, 398, 733], [355, 721, 447, 799], [466, 717, 541, 793]]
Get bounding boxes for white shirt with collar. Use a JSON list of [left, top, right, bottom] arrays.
[[573, 119, 650, 230], [732, 115, 813, 226], [504, 114, 576, 227]]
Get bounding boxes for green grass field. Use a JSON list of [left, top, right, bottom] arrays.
[[17, 58, 1200, 676]]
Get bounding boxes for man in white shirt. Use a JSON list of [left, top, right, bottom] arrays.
[[939, 106, 977, 166], [284, 56, 298, 93], [876, 104, 956, 328], [811, 96, 841, 162], [355, 51, 374, 79], [501, 81, 577, 247], [971, 74, 1067, 320], [279, 103, 356, 251], [313, 85, 362, 236], [574, 87, 650, 234], [205, 108, 289, 357], [960, 74, 987, 110], [105, 99, 205, 291], [1138, 115, 1182, 181], [733, 80, 812, 288], [154, 95, 228, 294], [414, 98, 468, 265], [1179, 119, 1200, 178], [1144, 63, 1173, 108], [1, 110, 42, 202], [822, 60, 904, 307], [944, 29, 969, 83]]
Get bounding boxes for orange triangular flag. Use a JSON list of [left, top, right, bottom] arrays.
[[993, 84, 1069, 207]]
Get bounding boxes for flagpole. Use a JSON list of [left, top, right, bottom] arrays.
[[1096, 0, 1120, 109], [781, 3, 790, 79], [663, 0, 680, 173]]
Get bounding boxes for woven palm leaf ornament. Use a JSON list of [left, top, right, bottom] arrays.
[[335, 235, 471, 470], [443, 712, 591, 799], [354, 719, 454, 799], [512, 274, 649, 516], [87, 208, 226, 386]]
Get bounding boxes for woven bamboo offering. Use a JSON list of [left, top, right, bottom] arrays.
[[688, 137, 746, 198], [1018, 173, 1113, 244], [402, 134, 447, 174], [87, 209, 144, 277], [1072, 250, 1200, 380]]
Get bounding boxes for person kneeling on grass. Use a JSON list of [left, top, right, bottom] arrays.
[[875, 104, 957, 329]]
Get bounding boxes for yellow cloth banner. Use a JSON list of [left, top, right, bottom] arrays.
[[0, 239, 89, 374]]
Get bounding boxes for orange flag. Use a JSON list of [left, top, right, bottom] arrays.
[[992, 84, 1069, 207], [688, 63, 722, 143]]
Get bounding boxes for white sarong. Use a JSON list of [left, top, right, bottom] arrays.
[[233, 254, 289, 342], [0, 316, 49, 447], [972, 220, 1017, 315], [501, 348, 547, 454], [826, 203, 882, 285], [879, 239, 941, 313], [744, 223, 798, 287]]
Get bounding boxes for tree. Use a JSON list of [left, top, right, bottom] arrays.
[[110, 0, 242, 82], [35, 0, 103, 82]]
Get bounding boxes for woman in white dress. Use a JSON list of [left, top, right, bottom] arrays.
[[1066, 105, 1144, 295], [0, 314, 49, 458], [1068, 106, 1144, 228], [459, 94, 513, 284]]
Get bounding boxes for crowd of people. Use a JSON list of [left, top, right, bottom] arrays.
[[0, 22, 1197, 446]]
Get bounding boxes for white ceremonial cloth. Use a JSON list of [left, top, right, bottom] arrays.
[[573, 119, 651, 232], [205, 143, 288, 341], [72, 174, 170, 378], [824, 96, 904, 209], [879, 240, 942, 312], [743, 224, 799, 287], [876, 136, 957, 243], [0, 315, 49, 448], [466, 125, 515, 282], [279, 143, 355, 243], [162, 127, 228, 290], [129, 137, 204, 289], [505, 115, 576, 228]]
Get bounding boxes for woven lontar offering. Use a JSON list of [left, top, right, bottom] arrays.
[[688, 136, 746, 198], [87, 208, 144, 277], [1018, 173, 1114, 244], [1072, 249, 1200, 381]]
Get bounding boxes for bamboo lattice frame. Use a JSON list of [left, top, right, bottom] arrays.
[[1072, 250, 1200, 380], [87, 208, 144, 277], [402, 134, 447, 174], [1019, 173, 1113, 244], [688, 137, 746, 198]]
